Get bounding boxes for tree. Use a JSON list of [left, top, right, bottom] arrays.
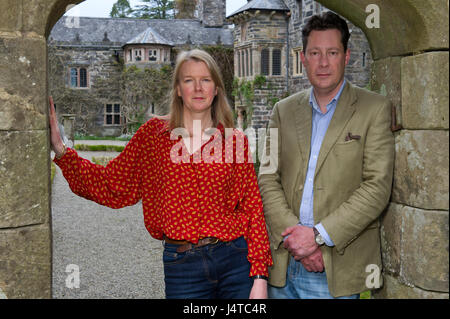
[[110, 0, 133, 18], [133, 0, 175, 19]]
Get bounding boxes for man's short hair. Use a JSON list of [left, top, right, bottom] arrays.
[[302, 11, 351, 52]]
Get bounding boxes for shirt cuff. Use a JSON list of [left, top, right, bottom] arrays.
[[315, 223, 335, 247], [249, 260, 269, 277]]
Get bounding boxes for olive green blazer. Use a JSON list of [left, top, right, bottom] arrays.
[[258, 82, 394, 297]]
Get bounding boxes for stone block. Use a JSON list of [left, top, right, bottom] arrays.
[[401, 52, 449, 129], [0, 0, 22, 32], [0, 224, 51, 298], [0, 130, 50, 228], [0, 35, 47, 131], [373, 273, 449, 299], [401, 207, 449, 292], [393, 130, 449, 210], [380, 203, 403, 275], [370, 57, 402, 126]]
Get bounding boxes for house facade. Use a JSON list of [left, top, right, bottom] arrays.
[[48, 0, 372, 136]]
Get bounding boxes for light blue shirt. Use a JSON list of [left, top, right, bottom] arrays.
[[299, 79, 347, 246]]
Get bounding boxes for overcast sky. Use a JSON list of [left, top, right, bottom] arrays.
[[64, 0, 247, 18]]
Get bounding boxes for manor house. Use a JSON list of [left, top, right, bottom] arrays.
[[48, 0, 372, 136]]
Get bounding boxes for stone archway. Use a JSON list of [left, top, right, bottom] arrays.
[[0, 0, 448, 298], [0, 0, 84, 299]]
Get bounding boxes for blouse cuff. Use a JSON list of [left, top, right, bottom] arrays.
[[249, 260, 269, 278], [53, 147, 76, 166]]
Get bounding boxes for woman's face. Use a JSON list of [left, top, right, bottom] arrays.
[[176, 60, 218, 116]]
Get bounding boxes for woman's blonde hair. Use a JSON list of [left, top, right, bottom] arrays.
[[168, 49, 234, 129]]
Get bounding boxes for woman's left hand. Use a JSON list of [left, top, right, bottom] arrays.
[[249, 279, 268, 299]]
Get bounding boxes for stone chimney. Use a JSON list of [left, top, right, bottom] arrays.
[[199, 0, 226, 27]]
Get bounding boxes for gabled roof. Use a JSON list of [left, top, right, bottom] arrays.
[[227, 0, 290, 18], [125, 26, 174, 46], [48, 17, 233, 48]]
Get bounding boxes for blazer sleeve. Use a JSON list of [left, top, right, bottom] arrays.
[[258, 103, 300, 250], [320, 99, 395, 252]]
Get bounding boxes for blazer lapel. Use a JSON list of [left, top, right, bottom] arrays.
[[294, 89, 313, 177], [314, 82, 357, 178]]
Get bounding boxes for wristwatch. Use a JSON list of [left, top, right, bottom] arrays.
[[313, 227, 325, 246]]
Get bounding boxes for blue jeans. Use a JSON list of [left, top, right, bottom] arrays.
[[268, 256, 359, 299], [163, 236, 253, 299]]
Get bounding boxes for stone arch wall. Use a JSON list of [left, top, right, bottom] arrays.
[[317, 0, 449, 298], [0, 0, 447, 298]]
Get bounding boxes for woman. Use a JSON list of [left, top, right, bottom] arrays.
[[50, 49, 272, 299]]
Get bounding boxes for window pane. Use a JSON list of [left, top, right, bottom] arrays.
[[114, 115, 120, 124], [272, 49, 281, 76], [249, 49, 253, 76], [106, 114, 112, 124], [114, 104, 120, 113], [245, 50, 248, 77], [79, 68, 87, 87], [261, 49, 269, 75], [237, 52, 241, 77], [70, 68, 78, 87], [106, 104, 112, 113]]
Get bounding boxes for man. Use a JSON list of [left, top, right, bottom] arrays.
[[258, 12, 394, 298]]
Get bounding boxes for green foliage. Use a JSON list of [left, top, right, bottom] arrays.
[[74, 144, 125, 152], [360, 290, 371, 299], [51, 162, 56, 184], [120, 64, 173, 133], [110, 0, 133, 18], [252, 74, 267, 88], [74, 134, 131, 141], [92, 156, 115, 166], [132, 0, 175, 19], [201, 45, 235, 103], [232, 76, 269, 129]]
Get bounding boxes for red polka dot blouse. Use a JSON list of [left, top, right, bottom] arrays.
[[54, 118, 273, 277]]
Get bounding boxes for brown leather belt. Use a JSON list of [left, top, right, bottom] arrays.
[[163, 236, 221, 253]]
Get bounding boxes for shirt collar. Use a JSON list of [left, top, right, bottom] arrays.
[[309, 78, 346, 114]]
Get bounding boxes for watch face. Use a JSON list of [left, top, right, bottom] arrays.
[[316, 234, 325, 245]]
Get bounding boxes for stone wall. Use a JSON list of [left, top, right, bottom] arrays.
[[319, 0, 449, 298], [48, 44, 124, 136], [199, 0, 226, 27], [371, 51, 449, 298]]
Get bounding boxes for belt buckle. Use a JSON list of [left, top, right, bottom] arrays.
[[210, 237, 219, 245]]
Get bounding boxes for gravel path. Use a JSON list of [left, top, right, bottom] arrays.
[[51, 150, 165, 299]]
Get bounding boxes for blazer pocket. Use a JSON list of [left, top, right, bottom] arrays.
[[333, 139, 362, 159], [335, 139, 359, 146]]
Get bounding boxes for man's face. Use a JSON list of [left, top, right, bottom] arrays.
[[301, 29, 350, 96]]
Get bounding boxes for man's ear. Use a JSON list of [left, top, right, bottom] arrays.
[[344, 48, 351, 66], [300, 51, 307, 66]]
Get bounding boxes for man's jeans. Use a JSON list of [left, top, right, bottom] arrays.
[[268, 256, 359, 299], [163, 236, 253, 299]]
